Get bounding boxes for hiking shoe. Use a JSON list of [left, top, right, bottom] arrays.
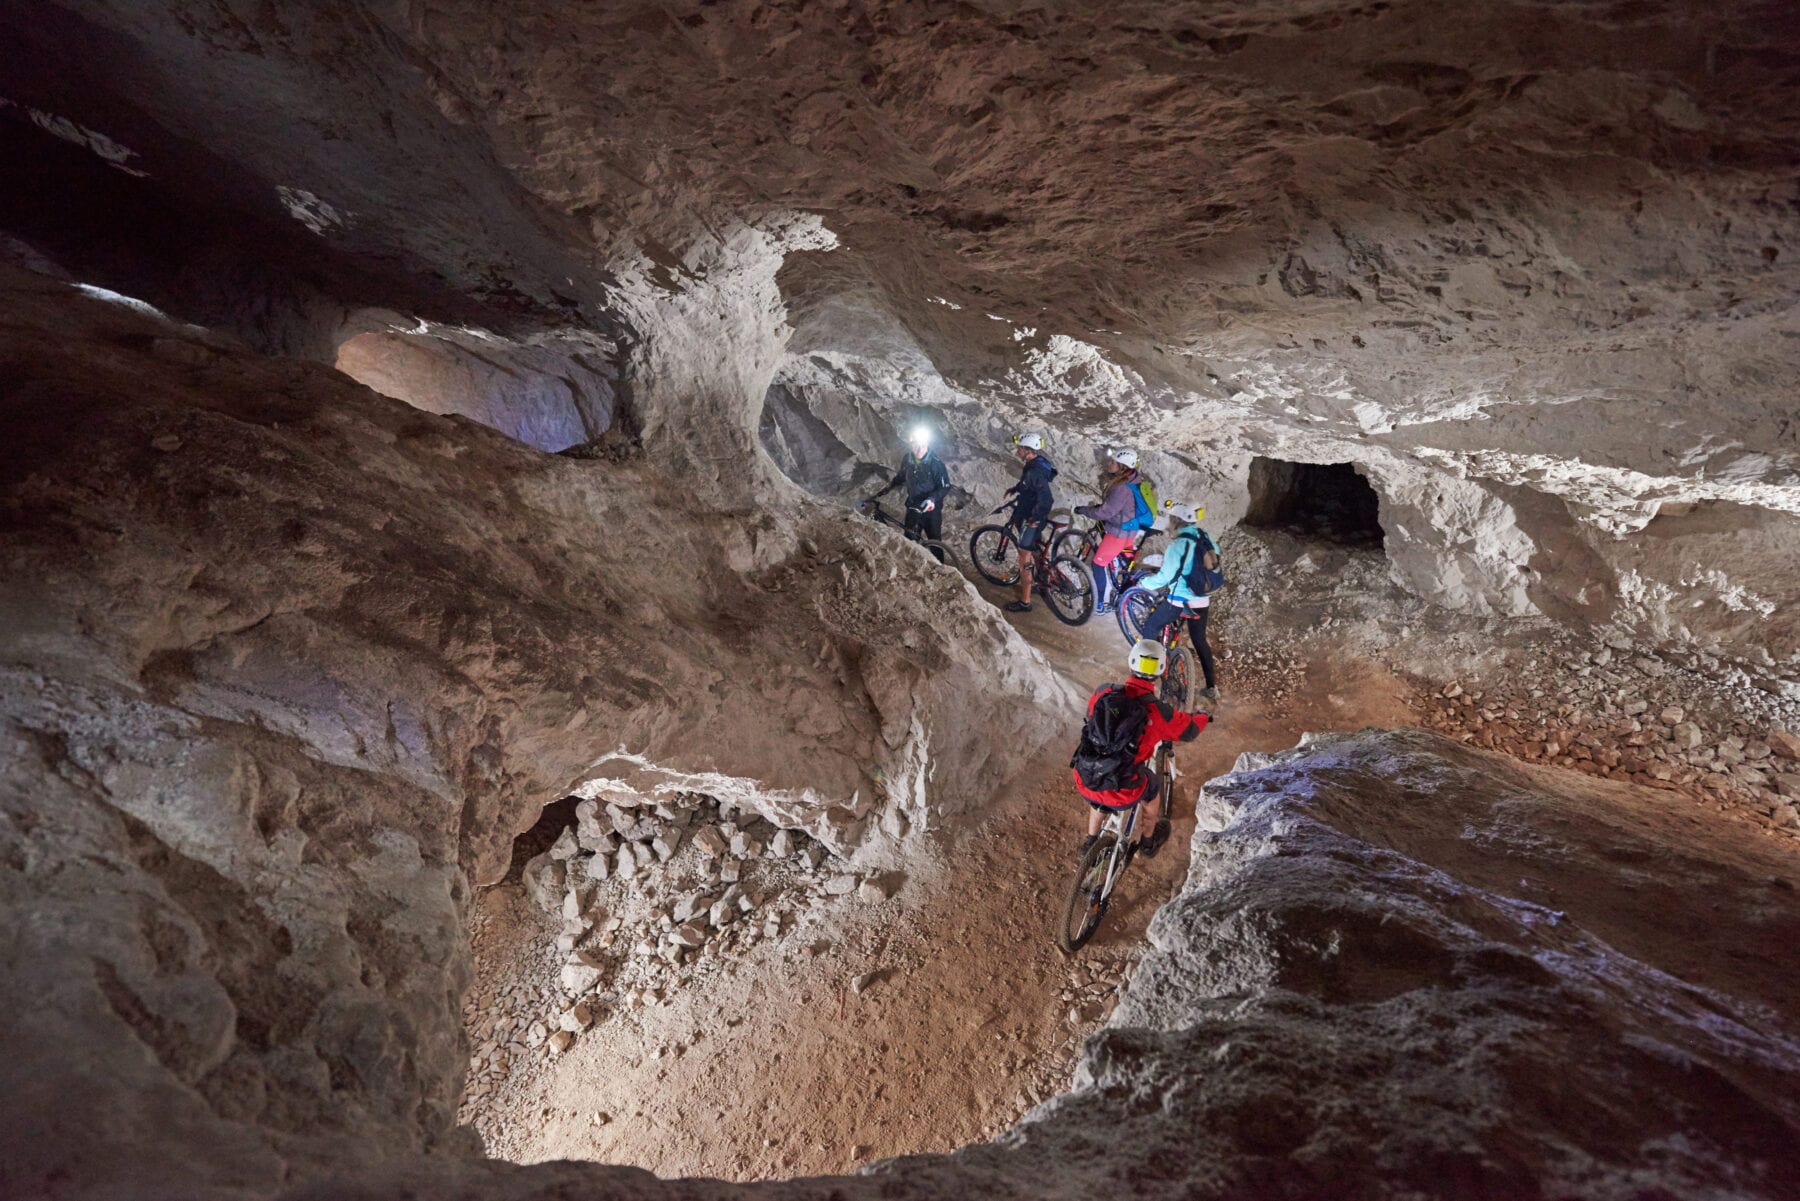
[[1078, 834, 1098, 861], [1139, 819, 1173, 859], [1198, 686, 1219, 702], [1005, 600, 1033, 613]]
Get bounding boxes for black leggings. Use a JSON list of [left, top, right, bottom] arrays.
[[1143, 602, 1216, 689], [903, 503, 944, 544]]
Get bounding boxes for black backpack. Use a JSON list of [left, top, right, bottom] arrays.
[[1070, 685, 1151, 792], [1175, 529, 1225, 596]]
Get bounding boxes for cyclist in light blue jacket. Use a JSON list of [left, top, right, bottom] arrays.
[[1135, 501, 1219, 701]]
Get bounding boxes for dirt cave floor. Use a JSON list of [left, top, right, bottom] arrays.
[[456, 528, 1800, 1181]]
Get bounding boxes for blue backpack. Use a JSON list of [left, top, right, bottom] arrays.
[[1176, 529, 1225, 595], [1119, 477, 1157, 532]]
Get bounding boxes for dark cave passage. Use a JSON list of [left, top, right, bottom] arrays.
[[1244, 457, 1384, 549]]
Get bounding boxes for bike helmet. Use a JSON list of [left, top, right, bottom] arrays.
[[1012, 432, 1044, 451], [1163, 499, 1203, 525], [907, 424, 933, 451], [1109, 447, 1139, 469], [1129, 638, 1167, 679]]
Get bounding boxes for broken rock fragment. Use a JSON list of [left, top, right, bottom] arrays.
[[560, 951, 604, 996], [523, 853, 565, 914]]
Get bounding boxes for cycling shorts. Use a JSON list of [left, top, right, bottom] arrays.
[[1014, 519, 1050, 551]]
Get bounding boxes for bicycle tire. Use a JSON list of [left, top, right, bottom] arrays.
[[1058, 832, 1118, 954], [968, 525, 1021, 586], [1161, 647, 1194, 711], [1042, 554, 1095, 625], [1116, 585, 1157, 643], [1051, 523, 1100, 564]]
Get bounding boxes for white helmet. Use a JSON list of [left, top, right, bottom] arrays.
[[1163, 499, 1203, 525], [1013, 432, 1044, 451], [1129, 638, 1167, 679], [1109, 447, 1139, 469]]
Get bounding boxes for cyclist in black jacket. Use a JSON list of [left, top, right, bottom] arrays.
[[867, 425, 952, 547], [1002, 432, 1057, 612]]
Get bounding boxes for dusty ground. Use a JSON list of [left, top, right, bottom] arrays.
[[458, 532, 1419, 1180]]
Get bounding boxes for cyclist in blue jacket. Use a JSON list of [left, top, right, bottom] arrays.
[[1001, 432, 1057, 612], [1136, 500, 1219, 701]]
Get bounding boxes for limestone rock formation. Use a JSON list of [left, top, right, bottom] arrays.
[[2, 0, 1796, 660], [3, 2, 1800, 1197], [0, 268, 1068, 1198]]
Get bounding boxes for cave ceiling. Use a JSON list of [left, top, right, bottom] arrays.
[[2, 0, 1797, 520]]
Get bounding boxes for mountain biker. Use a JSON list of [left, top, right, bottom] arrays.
[[866, 424, 951, 548], [1136, 500, 1219, 701], [1000, 432, 1056, 613], [1074, 447, 1144, 615], [1072, 638, 1209, 860]]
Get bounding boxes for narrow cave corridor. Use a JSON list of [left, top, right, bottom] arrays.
[[5, 4, 1800, 1201]]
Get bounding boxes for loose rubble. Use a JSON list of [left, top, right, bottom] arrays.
[[1216, 528, 1800, 841], [459, 791, 909, 1129]]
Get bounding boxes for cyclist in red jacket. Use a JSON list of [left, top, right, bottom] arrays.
[[1070, 639, 1209, 860]]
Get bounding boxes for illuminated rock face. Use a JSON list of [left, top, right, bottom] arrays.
[[1, 3, 1798, 1197]]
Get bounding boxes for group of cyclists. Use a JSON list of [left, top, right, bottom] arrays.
[[864, 424, 1220, 866]]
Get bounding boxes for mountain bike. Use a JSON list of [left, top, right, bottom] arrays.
[[1115, 588, 1195, 711], [967, 517, 1094, 625], [859, 499, 949, 565], [1051, 515, 1165, 609], [1048, 512, 1105, 564], [1059, 740, 1176, 953]]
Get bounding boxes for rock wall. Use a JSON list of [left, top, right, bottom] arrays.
[[3, 2, 1800, 1196], [0, 266, 1071, 1199], [5, 0, 1795, 657], [334, 325, 619, 454]]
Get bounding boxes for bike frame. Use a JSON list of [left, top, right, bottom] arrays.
[[1092, 743, 1174, 901], [863, 499, 947, 559], [1093, 799, 1141, 899]]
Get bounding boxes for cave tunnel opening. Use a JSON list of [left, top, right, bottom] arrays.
[[1244, 457, 1385, 548]]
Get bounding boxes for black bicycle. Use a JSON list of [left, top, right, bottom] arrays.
[[967, 517, 1095, 624], [1059, 740, 1175, 953], [859, 500, 950, 565], [1113, 588, 1196, 711]]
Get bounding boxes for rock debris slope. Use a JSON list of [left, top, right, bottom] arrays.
[[286, 729, 1800, 1201]]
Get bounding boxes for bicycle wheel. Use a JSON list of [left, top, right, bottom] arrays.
[[1160, 646, 1194, 711], [1042, 554, 1095, 625], [1051, 524, 1098, 563], [1058, 833, 1118, 954], [968, 525, 1020, 586], [1116, 586, 1157, 643], [922, 540, 949, 566]]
